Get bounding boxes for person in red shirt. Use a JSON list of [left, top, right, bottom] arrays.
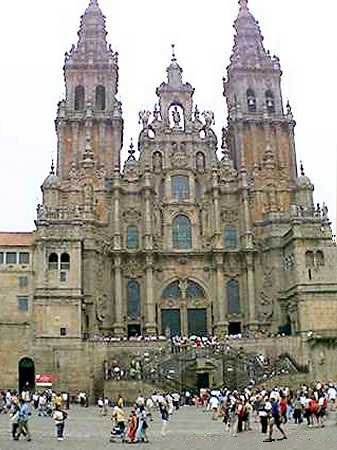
[[279, 396, 288, 424]]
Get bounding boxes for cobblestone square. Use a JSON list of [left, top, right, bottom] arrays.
[[1, 406, 337, 450]]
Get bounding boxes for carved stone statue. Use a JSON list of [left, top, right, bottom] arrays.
[[172, 106, 182, 128], [202, 110, 215, 130], [196, 152, 205, 173], [322, 203, 329, 221], [96, 294, 108, 323], [139, 110, 151, 129], [152, 152, 163, 173]]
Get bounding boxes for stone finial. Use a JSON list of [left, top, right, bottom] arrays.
[[171, 43, 176, 62], [50, 159, 55, 175], [127, 138, 136, 161], [239, 0, 249, 9], [300, 161, 305, 176]]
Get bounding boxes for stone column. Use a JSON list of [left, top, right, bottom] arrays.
[[211, 168, 222, 248], [113, 255, 125, 337], [144, 255, 157, 336], [112, 169, 121, 250], [143, 171, 153, 250], [215, 254, 227, 337], [246, 253, 257, 331]]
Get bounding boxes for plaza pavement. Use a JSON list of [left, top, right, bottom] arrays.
[[0, 405, 337, 450]]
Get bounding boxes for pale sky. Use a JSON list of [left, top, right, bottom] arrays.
[[0, 0, 335, 231]]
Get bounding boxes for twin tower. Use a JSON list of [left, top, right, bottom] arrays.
[[35, 0, 334, 341]]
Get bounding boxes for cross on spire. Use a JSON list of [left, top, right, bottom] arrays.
[[171, 44, 176, 62], [239, 0, 249, 9]]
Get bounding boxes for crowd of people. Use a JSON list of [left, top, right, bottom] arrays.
[[1, 380, 336, 443]]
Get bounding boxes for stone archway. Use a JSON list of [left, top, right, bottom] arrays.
[[18, 357, 35, 393]]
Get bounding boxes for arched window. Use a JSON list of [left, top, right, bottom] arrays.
[[227, 280, 240, 314], [95, 85, 106, 111], [127, 226, 139, 250], [172, 215, 192, 250], [162, 281, 182, 299], [265, 90, 275, 113], [74, 85, 85, 111], [186, 281, 206, 298], [127, 280, 141, 320], [305, 251, 314, 268], [48, 253, 58, 271], [247, 88, 257, 112], [171, 176, 190, 200], [316, 250, 325, 266], [224, 226, 238, 249], [60, 253, 70, 271]]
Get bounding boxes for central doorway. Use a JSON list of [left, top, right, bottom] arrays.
[[18, 357, 35, 393], [197, 372, 210, 390], [128, 324, 141, 338], [188, 309, 207, 336], [161, 309, 181, 337]]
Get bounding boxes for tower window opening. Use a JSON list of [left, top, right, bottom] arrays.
[[48, 253, 58, 271], [74, 85, 85, 111], [247, 89, 257, 112], [316, 250, 325, 266], [265, 90, 275, 113], [60, 253, 70, 271], [95, 85, 106, 111]]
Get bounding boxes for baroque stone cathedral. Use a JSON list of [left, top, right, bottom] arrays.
[[0, 0, 336, 391]]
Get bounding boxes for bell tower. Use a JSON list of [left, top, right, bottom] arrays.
[[56, 0, 123, 178], [224, 0, 297, 184]]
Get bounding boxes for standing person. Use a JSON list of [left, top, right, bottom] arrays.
[[279, 395, 288, 424], [293, 397, 303, 424], [126, 409, 138, 443], [15, 399, 32, 442], [209, 395, 220, 421], [135, 405, 149, 443], [159, 402, 169, 437], [9, 401, 20, 440], [258, 396, 271, 435], [112, 403, 126, 441], [52, 404, 68, 441], [264, 397, 287, 442]]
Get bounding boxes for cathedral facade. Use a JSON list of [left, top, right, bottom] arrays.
[[1, 0, 337, 392]]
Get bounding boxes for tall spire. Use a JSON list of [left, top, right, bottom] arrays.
[[64, 0, 118, 68], [228, 0, 280, 73], [167, 44, 183, 87]]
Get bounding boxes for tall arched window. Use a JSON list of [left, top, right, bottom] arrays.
[[171, 176, 190, 200], [224, 226, 238, 249], [316, 250, 325, 266], [227, 280, 240, 314], [305, 251, 314, 268], [74, 85, 85, 111], [172, 215, 192, 250], [95, 85, 106, 111], [127, 226, 139, 250], [265, 90, 275, 113], [60, 253, 70, 271], [48, 253, 58, 271], [247, 88, 257, 112], [127, 280, 141, 320]]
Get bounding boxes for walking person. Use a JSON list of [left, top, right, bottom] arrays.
[[53, 404, 68, 441], [15, 399, 32, 442], [159, 402, 169, 437], [264, 397, 287, 442], [135, 405, 149, 443]]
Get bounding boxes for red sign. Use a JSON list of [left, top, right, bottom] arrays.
[[35, 374, 57, 384]]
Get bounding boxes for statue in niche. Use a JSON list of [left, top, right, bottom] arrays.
[[96, 294, 108, 323], [196, 152, 206, 173], [172, 106, 182, 128], [152, 152, 163, 173]]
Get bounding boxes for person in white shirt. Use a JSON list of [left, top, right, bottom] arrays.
[[209, 396, 220, 420]]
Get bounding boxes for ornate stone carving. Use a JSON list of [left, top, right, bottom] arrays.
[[122, 257, 143, 278], [258, 270, 274, 322], [222, 209, 239, 225], [122, 208, 142, 223]]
